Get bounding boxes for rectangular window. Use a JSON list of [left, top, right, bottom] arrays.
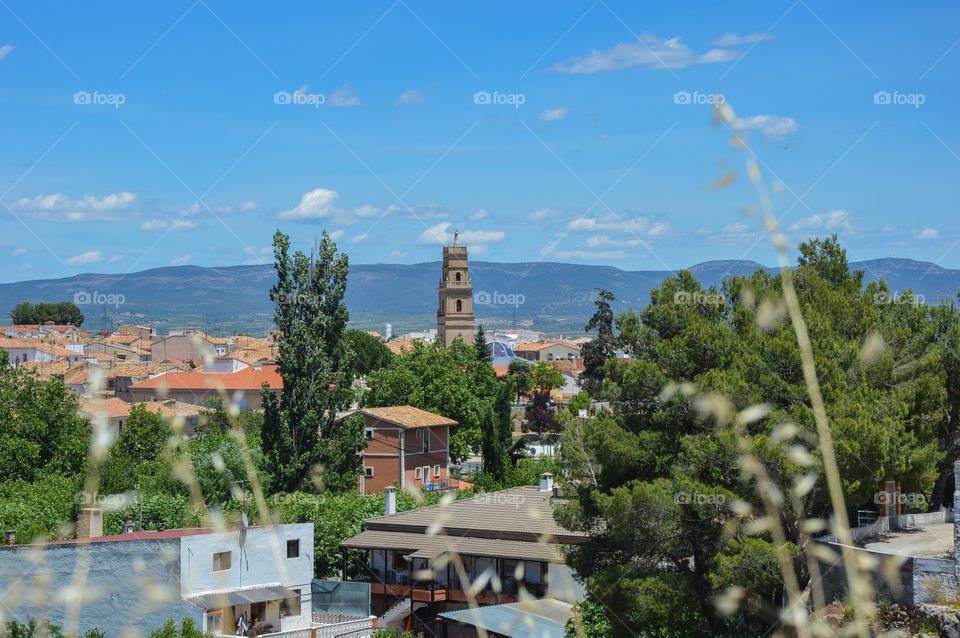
[[251, 601, 266, 623], [415, 467, 422, 480], [280, 590, 301, 618], [433, 464, 441, 478], [422, 430, 430, 453], [287, 539, 300, 559], [212, 551, 231, 571], [364, 428, 374, 440], [364, 466, 374, 478]]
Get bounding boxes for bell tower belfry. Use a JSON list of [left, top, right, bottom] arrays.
[[437, 236, 474, 347]]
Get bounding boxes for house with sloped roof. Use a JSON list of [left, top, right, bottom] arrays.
[[1, 337, 83, 367], [346, 406, 457, 495], [340, 474, 586, 634], [513, 340, 581, 364], [128, 364, 282, 408]]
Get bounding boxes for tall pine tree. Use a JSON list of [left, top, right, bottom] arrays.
[[474, 325, 491, 364], [261, 230, 363, 493]]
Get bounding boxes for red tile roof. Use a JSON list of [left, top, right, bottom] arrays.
[[360, 406, 457, 429], [130, 364, 282, 391]]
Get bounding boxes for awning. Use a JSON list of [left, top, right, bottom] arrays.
[[185, 584, 298, 609]]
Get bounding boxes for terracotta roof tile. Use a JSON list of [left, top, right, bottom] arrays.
[[130, 364, 282, 391], [359, 406, 456, 429]]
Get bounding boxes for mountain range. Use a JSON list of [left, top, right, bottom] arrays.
[[1, 258, 957, 336]]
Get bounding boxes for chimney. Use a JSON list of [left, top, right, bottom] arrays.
[[539, 473, 554, 493], [77, 508, 103, 539], [123, 518, 134, 534], [5, 530, 15, 545], [384, 487, 397, 516]]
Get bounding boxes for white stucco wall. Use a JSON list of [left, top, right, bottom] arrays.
[[180, 524, 314, 633]]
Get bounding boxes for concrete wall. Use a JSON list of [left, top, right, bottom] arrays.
[[815, 510, 957, 606], [0, 539, 201, 638]]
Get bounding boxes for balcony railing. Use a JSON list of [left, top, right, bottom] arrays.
[[216, 617, 375, 638]]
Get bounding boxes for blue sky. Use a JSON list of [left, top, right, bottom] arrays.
[[1, 1, 959, 282]]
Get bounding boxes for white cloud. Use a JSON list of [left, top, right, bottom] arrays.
[[108, 254, 126, 263], [461, 229, 506, 243], [279, 188, 341, 220], [396, 89, 426, 106], [712, 32, 773, 47], [470, 209, 490, 221], [789, 210, 854, 233], [171, 255, 191, 266], [418, 223, 453, 245], [12, 247, 28, 256], [139, 218, 197, 231], [0, 45, 13, 61], [417, 222, 505, 245], [540, 106, 568, 122], [12, 192, 137, 211], [329, 230, 345, 241], [65, 250, 104, 266], [350, 232, 369, 243], [734, 114, 799, 140], [328, 85, 362, 107], [567, 214, 669, 237], [586, 235, 642, 248], [696, 221, 760, 245], [241, 201, 257, 211], [549, 35, 738, 74], [388, 250, 408, 259], [529, 208, 560, 222], [353, 204, 381, 218], [917, 228, 940, 240]]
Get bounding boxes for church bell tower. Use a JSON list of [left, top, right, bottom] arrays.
[[437, 235, 475, 347]]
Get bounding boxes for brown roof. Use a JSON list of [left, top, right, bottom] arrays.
[[362, 485, 586, 543], [359, 406, 457, 429], [385, 338, 418, 355], [342, 529, 564, 563], [0, 337, 79, 358], [130, 364, 281, 391], [79, 397, 203, 420], [19, 359, 73, 378], [79, 397, 133, 419]]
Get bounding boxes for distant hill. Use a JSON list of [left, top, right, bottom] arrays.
[[1, 258, 957, 336]]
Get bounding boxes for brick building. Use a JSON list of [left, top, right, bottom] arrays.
[[352, 406, 456, 495]]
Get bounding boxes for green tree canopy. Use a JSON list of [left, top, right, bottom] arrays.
[[10, 301, 84, 326], [261, 229, 362, 493]]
